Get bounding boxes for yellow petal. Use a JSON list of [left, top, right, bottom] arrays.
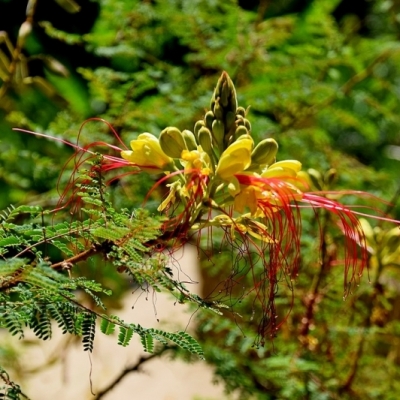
[[216, 138, 253, 180], [268, 160, 302, 173], [261, 167, 297, 179], [121, 133, 173, 172], [234, 186, 259, 215]]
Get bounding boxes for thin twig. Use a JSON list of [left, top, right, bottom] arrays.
[[0, 0, 37, 100], [299, 212, 330, 341], [50, 246, 100, 270], [93, 346, 174, 400], [340, 254, 383, 393]]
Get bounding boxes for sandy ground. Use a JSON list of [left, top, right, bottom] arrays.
[[3, 247, 230, 400]]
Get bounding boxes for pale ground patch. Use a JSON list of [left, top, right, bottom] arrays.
[[2, 246, 232, 400]]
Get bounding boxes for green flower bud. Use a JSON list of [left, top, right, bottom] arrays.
[[198, 126, 213, 156], [211, 71, 237, 115], [182, 129, 197, 151], [159, 127, 187, 159], [194, 120, 206, 138], [307, 168, 323, 191], [220, 80, 229, 107], [251, 138, 278, 166], [324, 168, 337, 186], [225, 111, 236, 132], [236, 116, 245, 126], [205, 111, 215, 130], [42, 56, 69, 77], [212, 119, 224, 148], [244, 118, 251, 132], [234, 125, 248, 140], [213, 98, 224, 120], [17, 21, 32, 47], [236, 107, 246, 117]]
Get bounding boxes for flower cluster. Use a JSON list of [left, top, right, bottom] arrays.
[[120, 72, 305, 242], [118, 72, 378, 339], [18, 72, 395, 342]]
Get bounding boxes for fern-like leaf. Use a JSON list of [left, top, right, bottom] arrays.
[[149, 329, 204, 359], [118, 326, 134, 347], [100, 317, 116, 335], [82, 313, 96, 352], [48, 303, 77, 334], [31, 306, 52, 340], [140, 333, 154, 353], [3, 312, 24, 339], [0, 259, 26, 277]]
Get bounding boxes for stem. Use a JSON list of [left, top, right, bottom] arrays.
[[340, 254, 382, 393], [0, 0, 38, 100], [50, 246, 100, 270], [93, 346, 174, 400], [299, 211, 330, 340]]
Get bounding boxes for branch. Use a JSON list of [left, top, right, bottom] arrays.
[[299, 212, 331, 341], [93, 346, 174, 400], [50, 246, 100, 270]]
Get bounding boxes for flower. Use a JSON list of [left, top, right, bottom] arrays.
[[215, 136, 253, 180], [120, 133, 173, 173], [180, 147, 212, 175]]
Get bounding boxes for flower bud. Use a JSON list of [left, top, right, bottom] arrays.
[[225, 111, 236, 132], [236, 115, 245, 126], [198, 126, 213, 156], [212, 119, 224, 148], [205, 111, 214, 130], [244, 118, 251, 132], [234, 125, 248, 140], [213, 98, 224, 120], [251, 138, 278, 166], [324, 168, 337, 186], [42, 56, 69, 77], [236, 107, 246, 117], [182, 129, 197, 151], [307, 168, 323, 190], [211, 71, 237, 115], [159, 127, 187, 159], [17, 21, 32, 46], [194, 120, 205, 138]]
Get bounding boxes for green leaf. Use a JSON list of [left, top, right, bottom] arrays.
[[140, 333, 154, 353], [82, 313, 96, 352], [100, 317, 116, 335], [0, 237, 20, 247], [118, 326, 134, 347]]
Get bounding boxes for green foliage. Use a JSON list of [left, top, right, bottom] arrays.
[[81, 312, 96, 352], [1, 0, 400, 398], [0, 170, 207, 394], [117, 325, 133, 347]]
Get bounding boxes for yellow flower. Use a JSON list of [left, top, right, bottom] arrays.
[[215, 136, 253, 180], [121, 133, 173, 173], [233, 185, 262, 215], [180, 146, 211, 175], [158, 181, 181, 212]]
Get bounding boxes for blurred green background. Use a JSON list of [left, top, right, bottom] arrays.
[[1, 0, 400, 398]]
